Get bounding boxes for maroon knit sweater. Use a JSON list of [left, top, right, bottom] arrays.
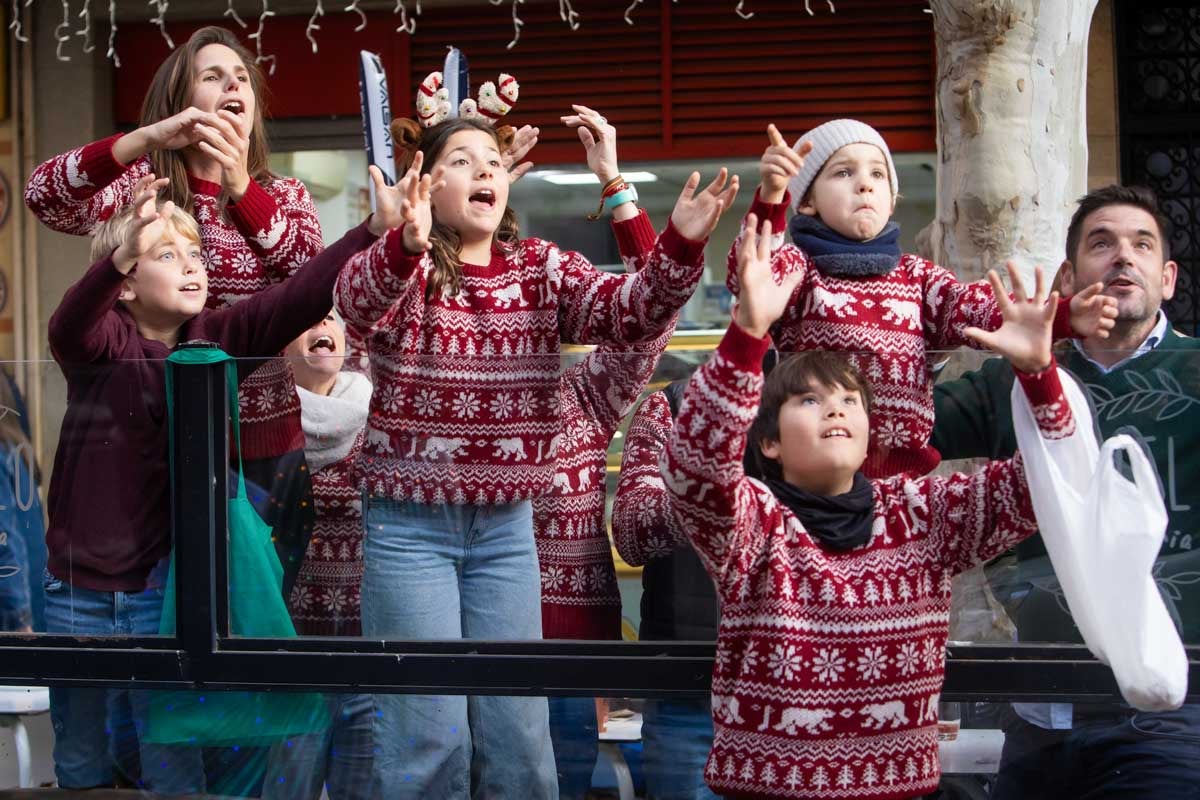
[[663, 322, 1077, 800], [45, 223, 375, 592], [26, 134, 325, 459]]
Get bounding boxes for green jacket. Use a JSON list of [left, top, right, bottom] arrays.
[[931, 326, 1200, 642]]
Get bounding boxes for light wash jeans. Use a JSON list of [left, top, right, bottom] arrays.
[[360, 498, 557, 799], [43, 564, 206, 794], [642, 697, 721, 800], [261, 693, 377, 799]]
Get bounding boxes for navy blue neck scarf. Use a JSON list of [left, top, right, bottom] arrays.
[[788, 213, 902, 278]]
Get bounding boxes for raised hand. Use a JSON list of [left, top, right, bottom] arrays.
[[759, 124, 810, 205], [503, 124, 540, 184], [365, 154, 445, 252], [562, 105, 620, 183], [734, 216, 804, 338], [669, 169, 740, 242], [114, 107, 215, 165], [113, 173, 173, 274], [194, 109, 252, 200], [1068, 280, 1119, 339], [964, 262, 1055, 374]]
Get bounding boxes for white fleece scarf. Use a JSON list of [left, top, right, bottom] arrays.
[[296, 371, 372, 473]]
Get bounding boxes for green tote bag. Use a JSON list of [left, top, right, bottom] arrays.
[[146, 347, 329, 746]]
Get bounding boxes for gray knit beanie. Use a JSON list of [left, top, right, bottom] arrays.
[[786, 119, 899, 209]]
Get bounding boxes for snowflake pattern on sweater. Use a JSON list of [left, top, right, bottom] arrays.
[[662, 323, 1076, 800], [335, 212, 705, 505], [288, 430, 366, 637], [25, 134, 325, 458], [534, 211, 670, 639], [725, 190, 1022, 478], [612, 391, 689, 567]]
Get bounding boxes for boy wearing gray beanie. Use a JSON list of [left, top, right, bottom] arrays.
[[727, 119, 1116, 478]]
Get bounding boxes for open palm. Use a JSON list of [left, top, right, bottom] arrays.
[[964, 262, 1055, 373]]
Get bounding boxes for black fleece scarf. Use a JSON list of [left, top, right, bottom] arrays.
[[787, 213, 902, 278], [767, 472, 875, 551]]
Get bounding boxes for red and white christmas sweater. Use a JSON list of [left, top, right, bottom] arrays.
[[534, 213, 671, 640], [334, 210, 704, 505], [663, 321, 1079, 800], [726, 190, 1073, 479], [25, 134, 326, 458], [611, 390, 687, 567]]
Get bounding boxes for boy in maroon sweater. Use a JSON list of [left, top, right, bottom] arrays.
[[662, 218, 1087, 800], [43, 174, 377, 794]]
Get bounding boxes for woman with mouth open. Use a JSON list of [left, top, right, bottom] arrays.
[[25, 26, 328, 601], [24, 27, 330, 792]]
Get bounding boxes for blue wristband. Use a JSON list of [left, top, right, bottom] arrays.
[[602, 186, 638, 214]]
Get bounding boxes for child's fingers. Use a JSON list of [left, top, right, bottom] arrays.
[[1032, 264, 1047, 304], [718, 175, 741, 207], [758, 219, 773, 262], [761, 153, 801, 177], [410, 150, 425, 176], [677, 171, 701, 202], [795, 140, 814, 160], [738, 214, 759, 263], [1005, 261, 1027, 303], [985, 269, 1012, 313], [766, 124, 787, 148], [1075, 281, 1104, 302], [702, 167, 729, 196], [962, 326, 994, 351]]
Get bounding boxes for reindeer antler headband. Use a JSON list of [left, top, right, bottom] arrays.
[[415, 47, 519, 128]]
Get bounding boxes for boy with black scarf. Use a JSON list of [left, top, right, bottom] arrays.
[[664, 218, 1086, 799]]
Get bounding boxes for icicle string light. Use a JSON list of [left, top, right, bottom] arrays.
[[76, 0, 94, 53], [248, 0, 276, 74], [394, 0, 415, 34], [148, 0, 175, 49], [306, 0, 324, 51], [344, 0, 366, 32], [559, 0, 579, 30], [9, 0, 28, 43], [225, 0, 247, 28], [624, 0, 643, 26], [54, 0, 72, 60], [106, 0, 120, 66]]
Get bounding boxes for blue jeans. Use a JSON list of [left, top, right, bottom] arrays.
[[641, 697, 721, 800], [991, 703, 1200, 800], [360, 498, 557, 799], [261, 693, 377, 799], [43, 565, 206, 794], [548, 696, 598, 799]]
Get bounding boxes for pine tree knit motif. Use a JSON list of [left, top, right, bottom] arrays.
[[611, 391, 689, 566], [25, 134, 326, 458], [334, 212, 704, 505], [725, 190, 1073, 480], [663, 322, 1076, 800], [288, 430, 366, 636], [535, 213, 670, 640]]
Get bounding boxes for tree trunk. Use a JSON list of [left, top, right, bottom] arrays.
[[923, 0, 1100, 283]]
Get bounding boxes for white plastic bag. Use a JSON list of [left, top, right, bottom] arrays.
[[1012, 368, 1187, 711]]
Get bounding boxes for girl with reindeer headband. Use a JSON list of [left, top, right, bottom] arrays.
[[334, 62, 737, 796]]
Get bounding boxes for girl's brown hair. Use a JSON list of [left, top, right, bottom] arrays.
[[391, 117, 519, 301], [139, 26, 274, 215]]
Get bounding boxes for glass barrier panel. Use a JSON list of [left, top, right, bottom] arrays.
[[0, 359, 184, 642]]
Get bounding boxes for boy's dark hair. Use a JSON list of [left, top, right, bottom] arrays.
[[748, 351, 873, 481], [1065, 184, 1172, 263]]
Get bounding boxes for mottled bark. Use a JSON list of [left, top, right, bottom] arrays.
[[924, 0, 1100, 283]]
